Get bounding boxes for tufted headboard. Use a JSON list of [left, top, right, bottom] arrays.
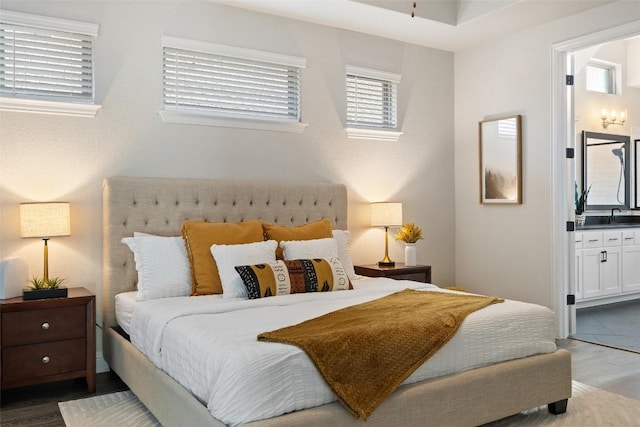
[[102, 176, 348, 330]]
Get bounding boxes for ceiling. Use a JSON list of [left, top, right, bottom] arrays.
[[212, 0, 616, 52]]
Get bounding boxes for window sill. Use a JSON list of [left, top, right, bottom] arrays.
[[345, 127, 402, 142], [0, 97, 101, 117], [159, 110, 308, 134]]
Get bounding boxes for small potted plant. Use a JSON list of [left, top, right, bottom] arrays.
[[395, 223, 423, 266], [23, 276, 68, 300], [575, 183, 591, 227]]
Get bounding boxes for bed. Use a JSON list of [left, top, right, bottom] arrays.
[[102, 176, 572, 427]]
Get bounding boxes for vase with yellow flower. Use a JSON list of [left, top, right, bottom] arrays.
[[395, 223, 423, 266]]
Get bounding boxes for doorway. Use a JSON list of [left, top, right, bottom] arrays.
[[551, 22, 640, 341]]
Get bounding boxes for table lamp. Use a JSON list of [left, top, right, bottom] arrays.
[[371, 202, 403, 267], [20, 202, 71, 282]]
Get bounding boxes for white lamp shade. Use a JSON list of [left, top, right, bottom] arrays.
[[371, 202, 403, 227], [20, 202, 71, 238]]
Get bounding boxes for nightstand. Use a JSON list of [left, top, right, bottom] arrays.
[[354, 263, 432, 283], [1, 287, 96, 392]]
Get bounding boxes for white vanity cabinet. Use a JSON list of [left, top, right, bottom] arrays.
[[575, 228, 640, 305], [622, 230, 640, 293]]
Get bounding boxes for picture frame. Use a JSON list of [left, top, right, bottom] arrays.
[[479, 115, 522, 204]]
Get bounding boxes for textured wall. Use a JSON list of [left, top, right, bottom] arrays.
[[0, 1, 455, 352]]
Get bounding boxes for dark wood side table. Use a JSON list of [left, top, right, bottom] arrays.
[[1, 287, 96, 392], [354, 263, 432, 283]]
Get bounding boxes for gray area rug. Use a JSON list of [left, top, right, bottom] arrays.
[[59, 381, 640, 426]]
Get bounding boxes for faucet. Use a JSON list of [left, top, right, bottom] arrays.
[[610, 208, 622, 223]]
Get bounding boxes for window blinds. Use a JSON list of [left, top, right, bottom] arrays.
[[0, 23, 94, 102], [346, 74, 397, 128], [163, 46, 302, 121]]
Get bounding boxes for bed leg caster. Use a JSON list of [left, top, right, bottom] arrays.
[[548, 399, 568, 415]]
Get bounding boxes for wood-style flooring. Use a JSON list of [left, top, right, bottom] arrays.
[[1, 340, 639, 426]]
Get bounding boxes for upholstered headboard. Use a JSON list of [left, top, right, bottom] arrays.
[[102, 176, 348, 330]]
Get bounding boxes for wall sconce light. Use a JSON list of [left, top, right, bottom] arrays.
[[601, 109, 626, 129], [371, 202, 403, 267], [20, 202, 71, 282]]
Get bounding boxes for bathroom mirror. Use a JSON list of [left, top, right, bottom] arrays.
[[582, 131, 630, 210]]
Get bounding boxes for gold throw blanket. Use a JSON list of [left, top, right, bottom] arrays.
[[258, 289, 503, 420]]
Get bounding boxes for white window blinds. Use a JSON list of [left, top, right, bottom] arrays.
[[0, 17, 96, 103], [163, 38, 304, 122], [346, 66, 400, 129]]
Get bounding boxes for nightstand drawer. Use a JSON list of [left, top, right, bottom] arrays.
[[2, 338, 86, 382], [2, 306, 85, 347]]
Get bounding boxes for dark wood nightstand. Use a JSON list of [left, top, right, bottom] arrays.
[[1, 287, 96, 392], [354, 263, 432, 283]]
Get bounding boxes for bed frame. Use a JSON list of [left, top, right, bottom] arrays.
[[102, 176, 571, 426]]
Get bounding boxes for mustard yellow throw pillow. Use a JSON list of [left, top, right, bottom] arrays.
[[235, 258, 352, 299], [263, 219, 333, 259], [182, 219, 264, 295]]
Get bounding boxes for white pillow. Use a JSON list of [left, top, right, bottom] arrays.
[[332, 230, 357, 280], [281, 233, 357, 280], [211, 240, 278, 298], [121, 235, 191, 301], [280, 237, 339, 260]]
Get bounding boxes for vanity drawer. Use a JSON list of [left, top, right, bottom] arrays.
[[623, 230, 636, 246], [1, 306, 85, 347], [2, 339, 86, 382], [603, 231, 623, 247], [575, 233, 583, 249], [582, 232, 603, 248]]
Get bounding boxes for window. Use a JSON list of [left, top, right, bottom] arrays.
[[0, 11, 100, 116], [586, 60, 620, 95], [345, 65, 402, 141], [160, 36, 307, 133]]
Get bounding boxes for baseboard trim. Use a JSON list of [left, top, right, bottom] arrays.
[[96, 351, 110, 373]]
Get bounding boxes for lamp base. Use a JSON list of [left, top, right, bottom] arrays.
[[378, 260, 396, 267]]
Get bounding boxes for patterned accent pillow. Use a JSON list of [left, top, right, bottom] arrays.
[[235, 258, 352, 299]]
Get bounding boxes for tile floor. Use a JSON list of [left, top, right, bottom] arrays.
[[573, 298, 640, 352]]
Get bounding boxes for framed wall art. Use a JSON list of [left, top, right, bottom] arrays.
[[479, 114, 522, 204]]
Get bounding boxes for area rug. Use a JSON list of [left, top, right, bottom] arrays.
[[59, 381, 640, 426]]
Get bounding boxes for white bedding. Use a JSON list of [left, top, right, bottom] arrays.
[[114, 291, 137, 335], [130, 278, 557, 426]]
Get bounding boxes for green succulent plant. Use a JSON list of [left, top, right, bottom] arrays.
[[575, 183, 591, 215], [28, 276, 65, 290]]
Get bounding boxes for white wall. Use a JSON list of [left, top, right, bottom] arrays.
[[455, 5, 640, 308], [0, 1, 455, 352]]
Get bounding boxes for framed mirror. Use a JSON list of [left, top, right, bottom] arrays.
[[582, 131, 630, 210], [479, 115, 522, 204]]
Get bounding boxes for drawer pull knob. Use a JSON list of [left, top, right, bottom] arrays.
[[41, 322, 50, 330], [42, 356, 50, 364]]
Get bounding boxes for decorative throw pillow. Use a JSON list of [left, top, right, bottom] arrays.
[[210, 240, 278, 298], [280, 237, 338, 260], [332, 230, 357, 281], [235, 257, 352, 300], [182, 219, 264, 295], [121, 235, 191, 301], [262, 219, 333, 259]]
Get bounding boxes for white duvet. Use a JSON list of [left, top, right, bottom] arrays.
[[130, 278, 557, 426]]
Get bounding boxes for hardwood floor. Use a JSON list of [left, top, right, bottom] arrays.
[[0, 372, 128, 426], [1, 340, 638, 426]]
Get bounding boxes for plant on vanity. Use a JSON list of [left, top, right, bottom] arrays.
[[575, 183, 591, 226]]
